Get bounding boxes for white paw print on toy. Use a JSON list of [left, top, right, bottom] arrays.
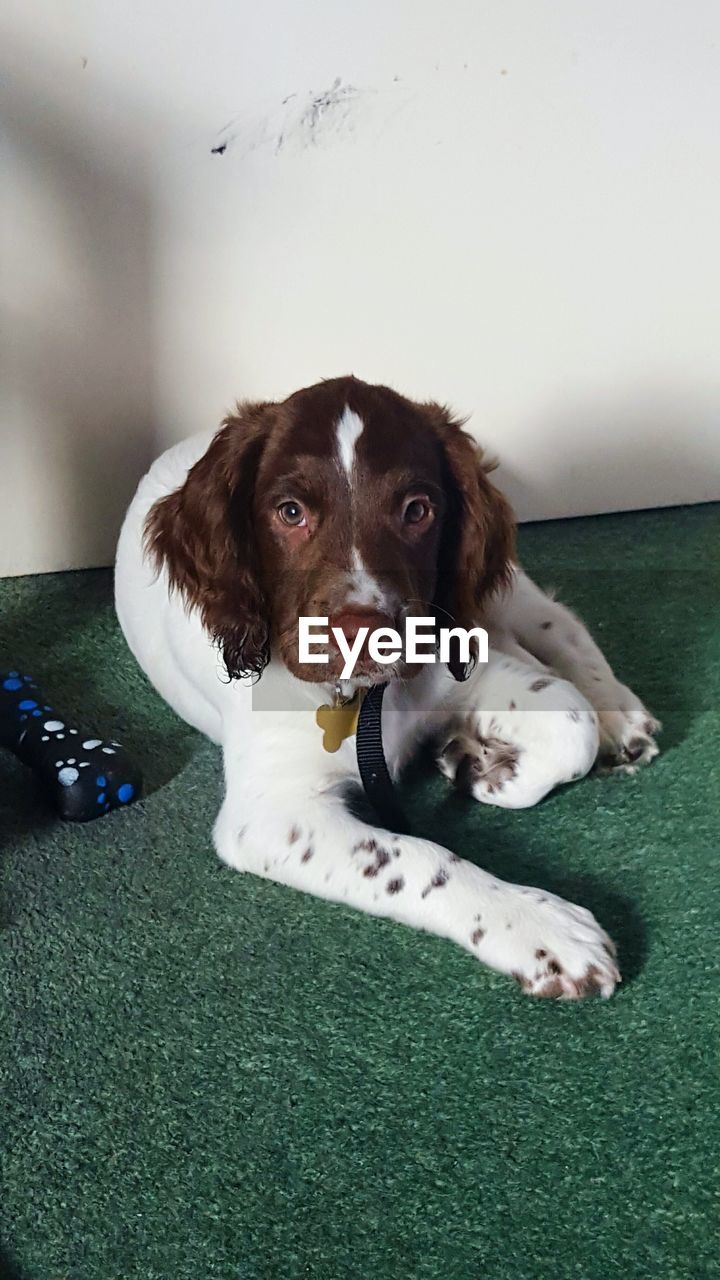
[[52, 755, 135, 812], [39, 718, 79, 743], [40, 720, 81, 741], [55, 757, 80, 786], [81, 738, 118, 754]]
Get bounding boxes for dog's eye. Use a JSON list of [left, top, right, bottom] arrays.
[[402, 497, 433, 527], [277, 500, 307, 527]]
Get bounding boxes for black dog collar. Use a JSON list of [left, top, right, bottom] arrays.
[[355, 683, 411, 835]]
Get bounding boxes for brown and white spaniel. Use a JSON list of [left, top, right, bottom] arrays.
[[115, 376, 659, 999]]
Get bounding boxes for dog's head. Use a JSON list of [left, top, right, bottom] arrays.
[[145, 376, 515, 684]]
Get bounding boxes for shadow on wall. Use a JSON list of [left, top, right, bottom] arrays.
[[2, 38, 719, 575], [0, 53, 160, 576]]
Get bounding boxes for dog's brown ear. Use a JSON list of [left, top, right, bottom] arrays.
[[144, 401, 274, 680], [428, 403, 516, 629]]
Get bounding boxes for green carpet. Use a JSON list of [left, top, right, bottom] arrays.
[[2, 504, 719, 1280]]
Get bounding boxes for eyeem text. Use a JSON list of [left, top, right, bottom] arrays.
[[299, 616, 489, 681]]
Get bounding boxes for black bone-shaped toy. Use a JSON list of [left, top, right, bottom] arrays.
[[1, 670, 142, 822]]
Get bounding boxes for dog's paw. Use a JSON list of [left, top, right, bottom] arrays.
[[476, 886, 620, 999], [437, 731, 520, 798], [596, 694, 661, 774]]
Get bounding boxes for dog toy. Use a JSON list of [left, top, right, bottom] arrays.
[[1, 670, 142, 822]]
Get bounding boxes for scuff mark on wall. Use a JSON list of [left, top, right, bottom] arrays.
[[210, 76, 411, 159], [287, 77, 361, 151]]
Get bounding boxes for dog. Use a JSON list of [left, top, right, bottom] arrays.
[[115, 376, 659, 999]]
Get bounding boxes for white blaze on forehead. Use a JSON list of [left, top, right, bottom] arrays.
[[335, 406, 364, 479], [336, 410, 393, 611], [346, 547, 395, 612]]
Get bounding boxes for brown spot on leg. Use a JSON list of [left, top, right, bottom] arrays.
[[508, 700, 516, 710], [471, 927, 485, 945], [421, 867, 450, 898], [567, 707, 580, 723], [301, 846, 314, 863], [530, 677, 553, 692], [363, 847, 392, 878], [288, 825, 300, 844], [540, 620, 553, 630], [387, 877, 404, 894], [353, 838, 380, 855], [517, 967, 567, 1000], [535, 949, 547, 959]]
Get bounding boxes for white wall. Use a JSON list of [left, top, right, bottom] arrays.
[[2, 0, 719, 576]]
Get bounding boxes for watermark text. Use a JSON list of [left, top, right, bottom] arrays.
[[299, 616, 488, 680]]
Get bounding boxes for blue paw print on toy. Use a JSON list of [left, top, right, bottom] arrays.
[[17, 698, 47, 722], [3, 669, 142, 820], [93, 773, 135, 812], [51, 759, 136, 817], [96, 774, 110, 813], [3, 673, 41, 712]]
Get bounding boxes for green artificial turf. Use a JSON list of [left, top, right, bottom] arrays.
[[1, 503, 719, 1280]]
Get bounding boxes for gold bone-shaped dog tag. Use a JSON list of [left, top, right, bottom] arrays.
[[315, 693, 363, 753]]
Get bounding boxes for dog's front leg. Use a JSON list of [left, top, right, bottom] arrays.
[[214, 759, 619, 1000], [488, 568, 661, 770]]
